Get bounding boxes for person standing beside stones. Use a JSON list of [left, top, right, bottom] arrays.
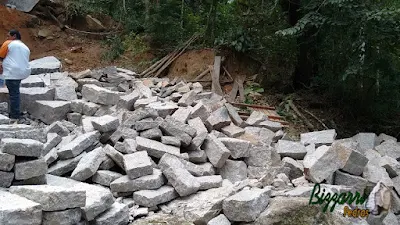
[[0, 29, 31, 122]]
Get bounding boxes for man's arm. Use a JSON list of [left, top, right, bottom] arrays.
[[0, 40, 11, 60], [0, 40, 12, 74]]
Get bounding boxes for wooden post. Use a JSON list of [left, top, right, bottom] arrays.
[[211, 56, 223, 96]]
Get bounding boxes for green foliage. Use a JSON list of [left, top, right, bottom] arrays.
[[277, 0, 400, 119], [102, 35, 125, 61]]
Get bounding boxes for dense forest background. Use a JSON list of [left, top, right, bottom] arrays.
[[65, 0, 400, 125]]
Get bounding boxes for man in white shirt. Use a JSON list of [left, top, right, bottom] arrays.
[[0, 29, 31, 121]]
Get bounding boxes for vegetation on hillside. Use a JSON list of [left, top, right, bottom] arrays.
[[65, 0, 400, 124]]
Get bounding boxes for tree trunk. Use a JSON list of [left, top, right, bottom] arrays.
[[144, 0, 150, 26], [285, 0, 316, 88]]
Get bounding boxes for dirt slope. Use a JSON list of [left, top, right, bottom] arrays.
[[0, 6, 110, 72]]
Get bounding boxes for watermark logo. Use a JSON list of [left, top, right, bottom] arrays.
[[309, 183, 369, 218]]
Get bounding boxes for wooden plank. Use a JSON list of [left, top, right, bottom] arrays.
[[211, 56, 223, 96], [154, 34, 198, 77], [237, 75, 245, 102], [140, 53, 171, 77], [193, 66, 211, 81], [222, 66, 234, 82], [142, 53, 174, 77], [228, 80, 239, 102], [229, 102, 276, 110]]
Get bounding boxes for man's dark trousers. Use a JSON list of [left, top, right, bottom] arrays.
[[6, 79, 21, 119]]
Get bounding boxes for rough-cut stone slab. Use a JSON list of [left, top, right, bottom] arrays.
[[92, 202, 129, 225], [134, 97, 158, 109], [334, 170, 368, 194], [304, 140, 353, 183], [159, 153, 201, 196], [110, 169, 165, 193], [21, 87, 55, 112], [341, 144, 368, 176], [159, 118, 193, 147], [46, 174, 115, 221], [136, 136, 180, 158], [43, 133, 62, 156], [219, 160, 247, 183], [91, 115, 120, 132], [109, 126, 138, 144], [282, 157, 304, 180], [375, 140, 400, 160], [99, 157, 115, 170], [30, 100, 70, 124], [67, 112, 82, 125], [223, 188, 270, 222], [353, 133, 377, 150], [71, 147, 107, 181], [124, 151, 153, 180], [122, 108, 158, 126], [57, 131, 100, 159], [1, 138, 44, 157], [188, 149, 208, 163], [178, 159, 215, 177], [117, 91, 140, 110], [0, 190, 42, 225], [221, 123, 245, 138], [133, 186, 178, 207], [9, 185, 86, 211], [45, 121, 70, 137], [82, 84, 121, 105], [380, 156, 400, 178], [276, 140, 307, 160], [246, 111, 267, 126], [363, 162, 393, 188], [103, 144, 125, 170], [165, 181, 236, 224], [258, 120, 282, 132], [172, 107, 192, 123], [203, 134, 231, 168], [208, 214, 231, 225], [0, 152, 15, 171], [205, 106, 231, 131], [300, 129, 337, 146], [224, 103, 244, 127], [82, 101, 100, 116], [92, 170, 123, 187], [140, 127, 162, 140], [15, 158, 47, 180], [189, 132, 208, 151], [0, 114, 10, 124], [245, 145, 277, 167], [121, 138, 136, 154], [239, 127, 275, 146], [134, 118, 160, 131], [30, 56, 61, 73], [377, 133, 397, 144], [197, 175, 223, 190], [219, 137, 250, 159], [12, 174, 47, 186], [145, 101, 178, 118], [0, 171, 13, 188], [188, 117, 208, 134], [55, 85, 78, 101], [42, 208, 81, 225], [161, 136, 181, 147], [178, 90, 197, 107], [48, 152, 86, 176], [189, 102, 209, 122]]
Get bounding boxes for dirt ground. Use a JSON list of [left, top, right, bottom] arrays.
[[0, 6, 111, 72]]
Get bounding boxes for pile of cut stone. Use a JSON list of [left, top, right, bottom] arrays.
[[0, 57, 399, 225]]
